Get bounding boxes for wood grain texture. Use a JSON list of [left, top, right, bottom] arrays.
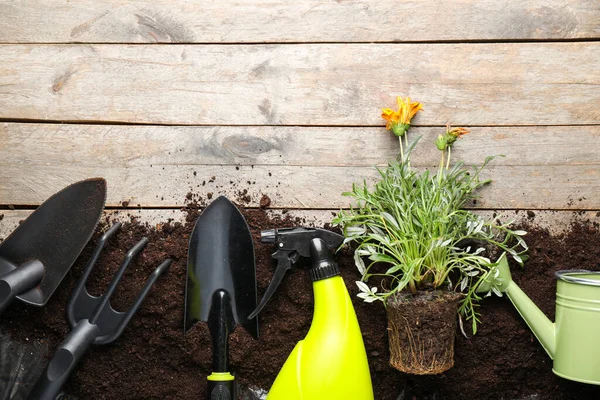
[[1, 209, 597, 240], [0, 43, 598, 125], [1, 123, 598, 209], [1, 123, 599, 167], [0, 163, 598, 209], [0, 0, 598, 43]]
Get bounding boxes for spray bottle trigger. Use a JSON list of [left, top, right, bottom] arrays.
[[247, 250, 296, 320]]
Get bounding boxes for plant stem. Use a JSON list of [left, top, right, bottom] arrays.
[[408, 280, 417, 294], [438, 150, 445, 184], [398, 136, 404, 160], [446, 146, 452, 170], [405, 132, 410, 167]]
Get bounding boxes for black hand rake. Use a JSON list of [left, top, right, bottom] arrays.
[[27, 222, 172, 400]]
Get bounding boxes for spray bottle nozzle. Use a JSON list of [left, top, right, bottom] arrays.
[[248, 228, 344, 319], [308, 238, 340, 282], [309, 237, 329, 262], [260, 229, 277, 243]]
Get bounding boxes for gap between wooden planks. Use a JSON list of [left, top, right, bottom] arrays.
[[1, 0, 598, 43], [0, 43, 598, 125]]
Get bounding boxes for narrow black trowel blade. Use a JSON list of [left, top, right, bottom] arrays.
[[0, 178, 107, 306], [185, 196, 258, 339]]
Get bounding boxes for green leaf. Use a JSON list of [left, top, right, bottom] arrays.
[[381, 212, 399, 230], [385, 264, 403, 274]]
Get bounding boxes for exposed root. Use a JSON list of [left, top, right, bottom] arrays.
[[386, 291, 461, 375]]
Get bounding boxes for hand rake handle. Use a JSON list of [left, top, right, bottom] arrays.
[[27, 320, 99, 400], [0, 260, 44, 315]]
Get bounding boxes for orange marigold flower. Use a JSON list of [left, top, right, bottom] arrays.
[[381, 108, 400, 129], [381, 96, 423, 137], [396, 97, 423, 125]]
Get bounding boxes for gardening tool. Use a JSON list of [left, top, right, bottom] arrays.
[[185, 196, 258, 399], [479, 253, 600, 385], [0, 178, 107, 315], [249, 227, 374, 400], [27, 222, 172, 400]]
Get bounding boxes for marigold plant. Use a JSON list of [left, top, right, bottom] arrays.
[[333, 98, 528, 334]]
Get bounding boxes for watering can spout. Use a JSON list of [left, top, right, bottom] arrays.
[[479, 254, 556, 359]]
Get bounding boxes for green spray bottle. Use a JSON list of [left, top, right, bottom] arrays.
[[248, 227, 374, 399]]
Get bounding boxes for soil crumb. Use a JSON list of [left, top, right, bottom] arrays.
[[236, 189, 251, 204], [259, 194, 271, 209], [527, 210, 536, 220]]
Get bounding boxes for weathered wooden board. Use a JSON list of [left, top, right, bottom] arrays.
[[1, 0, 598, 43], [0, 163, 598, 209], [3, 122, 597, 209], [0, 43, 598, 125], [1, 209, 597, 240], [2, 123, 599, 167]]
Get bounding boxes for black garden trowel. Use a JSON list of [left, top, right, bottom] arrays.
[[185, 196, 258, 399], [0, 178, 107, 315]]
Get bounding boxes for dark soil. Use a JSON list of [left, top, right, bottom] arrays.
[[259, 195, 271, 209], [386, 291, 462, 375], [3, 203, 600, 399]]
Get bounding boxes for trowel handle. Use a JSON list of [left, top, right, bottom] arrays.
[[27, 320, 99, 400], [207, 374, 235, 400], [206, 289, 236, 400], [0, 260, 44, 315]]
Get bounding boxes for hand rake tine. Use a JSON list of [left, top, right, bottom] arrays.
[[68, 222, 122, 325], [89, 237, 149, 325], [102, 258, 173, 344], [77, 223, 122, 284]]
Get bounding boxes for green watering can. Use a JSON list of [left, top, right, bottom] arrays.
[[480, 254, 600, 385]]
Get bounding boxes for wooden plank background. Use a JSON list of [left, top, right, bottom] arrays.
[[1, 0, 599, 228], [1, 123, 599, 208], [1, 0, 599, 43], [0, 43, 598, 125]]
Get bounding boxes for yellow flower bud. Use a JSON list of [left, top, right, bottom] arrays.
[[435, 134, 448, 151]]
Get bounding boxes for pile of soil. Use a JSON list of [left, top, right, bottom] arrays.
[[3, 201, 600, 399]]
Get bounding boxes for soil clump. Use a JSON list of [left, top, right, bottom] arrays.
[[386, 291, 462, 375]]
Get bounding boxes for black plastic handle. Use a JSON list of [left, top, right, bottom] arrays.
[[206, 290, 236, 400], [207, 379, 234, 400], [0, 260, 44, 315], [208, 290, 234, 372], [27, 320, 99, 400]]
